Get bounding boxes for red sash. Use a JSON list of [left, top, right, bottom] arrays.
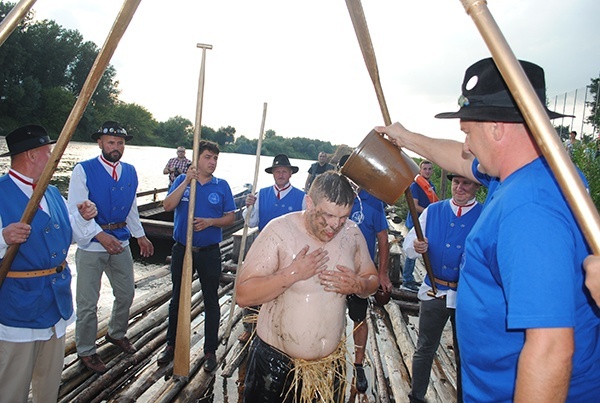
[[414, 174, 439, 203]]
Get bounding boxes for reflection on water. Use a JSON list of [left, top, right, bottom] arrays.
[[0, 138, 313, 200]]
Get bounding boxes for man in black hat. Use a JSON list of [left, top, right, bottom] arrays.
[[0, 125, 98, 402], [244, 153, 306, 231], [403, 173, 481, 403], [238, 153, 306, 342], [376, 58, 600, 401], [67, 121, 154, 374]]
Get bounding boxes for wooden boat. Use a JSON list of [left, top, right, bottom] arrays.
[[133, 184, 252, 258]]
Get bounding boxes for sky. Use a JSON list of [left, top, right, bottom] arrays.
[[29, 0, 600, 149]]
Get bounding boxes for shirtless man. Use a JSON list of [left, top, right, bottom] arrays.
[[236, 171, 379, 402]]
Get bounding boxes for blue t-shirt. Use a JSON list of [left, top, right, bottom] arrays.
[[350, 189, 388, 261], [458, 157, 600, 401], [169, 175, 236, 247], [405, 180, 436, 229]]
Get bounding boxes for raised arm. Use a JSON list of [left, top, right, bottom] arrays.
[[375, 122, 479, 183]]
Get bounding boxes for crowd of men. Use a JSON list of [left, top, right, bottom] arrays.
[[1, 55, 600, 403]]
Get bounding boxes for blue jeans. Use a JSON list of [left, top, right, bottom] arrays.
[[165, 242, 221, 354], [403, 256, 416, 284]]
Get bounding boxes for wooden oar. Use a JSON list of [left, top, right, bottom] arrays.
[[345, 0, 438, 295], [173, 43, 212, 379], [0, 0, 143, 287], [222, 102, 268, 349], [458, 0, 600, 252], [0, 0, 37, 47]]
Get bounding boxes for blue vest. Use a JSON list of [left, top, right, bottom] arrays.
[[424, 199, 482, 290], [258, 186, 305, 231], [0, 176, 73, 328], [80, 158, 138, 241]]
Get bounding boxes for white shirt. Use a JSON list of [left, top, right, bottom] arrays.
[[403, 198, 479, 308], [67, 157, 146, 251]]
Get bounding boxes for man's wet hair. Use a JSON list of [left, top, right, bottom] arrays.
[[199, 140, 220, 155], [308, 170, 355, 207]]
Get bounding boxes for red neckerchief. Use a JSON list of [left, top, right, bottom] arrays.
[[414, 174, 439, 203], [275, 183, 291, 200], [9, 170, 42, 210], [100, 155, 119, 180], [452, 199, 476, 217]]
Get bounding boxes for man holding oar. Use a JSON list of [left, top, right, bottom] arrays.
[[159, 140, 235, 372], [68, 121, 154, 374], [238, 153, 306, 343], [237, 171, 379, 402], [0, 125, 98, 402], [377, 58, 600, 401]]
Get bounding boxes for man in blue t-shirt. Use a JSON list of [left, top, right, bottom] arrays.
[[376, 58, 600, 401], [157, 140, 236, 373]]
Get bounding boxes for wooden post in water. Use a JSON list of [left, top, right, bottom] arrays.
[[0, 0, 143, 287], [173, 42, 212, 379]]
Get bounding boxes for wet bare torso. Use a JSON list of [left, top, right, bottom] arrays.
[[248, 212, 367, 360]]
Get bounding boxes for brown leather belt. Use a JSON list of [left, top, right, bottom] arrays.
[[6, 261, 67, 278], [433, 277, 458, 289], [100, 222, 127, 230]]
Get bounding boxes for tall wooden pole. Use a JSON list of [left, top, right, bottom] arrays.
[[0, 0, 143, 287], [222, 102, 267, 348], [345, 0, 437, 294], [459, 0, 600, 252], [173, 43, 212, 379], [0, 0, 37, 47]]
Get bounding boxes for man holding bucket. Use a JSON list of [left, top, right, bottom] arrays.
[[376, 58, 600, 401]]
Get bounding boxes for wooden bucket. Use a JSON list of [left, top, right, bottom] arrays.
[[341, 130, 419, 204]]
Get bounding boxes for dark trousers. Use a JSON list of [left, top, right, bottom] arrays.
[[165, 242, 221, 354], [244, 337, 344, 403], [409, 297, 461, 403]]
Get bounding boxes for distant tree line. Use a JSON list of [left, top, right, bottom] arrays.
[[0, 1, 338, 160]]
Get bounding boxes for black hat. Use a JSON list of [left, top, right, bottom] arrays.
[[435, 58, 572, 123], [91, 121, 133, 141], [265, 154, 299, 174], [446, 173, 465, 181], [0, 125, 56, 158]]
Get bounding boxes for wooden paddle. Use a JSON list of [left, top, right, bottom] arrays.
[[459, 0, 600, 252], [222, 102, 268, 350], [345, 0, 438, 295], [173, 43, 212, 379], [0, 0, 143, 288], [0, 0, 37, 47]]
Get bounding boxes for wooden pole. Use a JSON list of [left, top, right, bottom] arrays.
[[0, 0, 37, 47], [222, 102, 268, 348], [0, 0, 143, 287], [459, 0, 600, 252], [173, 43, 212, 378], [345, 0, 437, 294]]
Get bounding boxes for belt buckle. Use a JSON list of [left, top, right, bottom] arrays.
[[56, 263, 64, 273]]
